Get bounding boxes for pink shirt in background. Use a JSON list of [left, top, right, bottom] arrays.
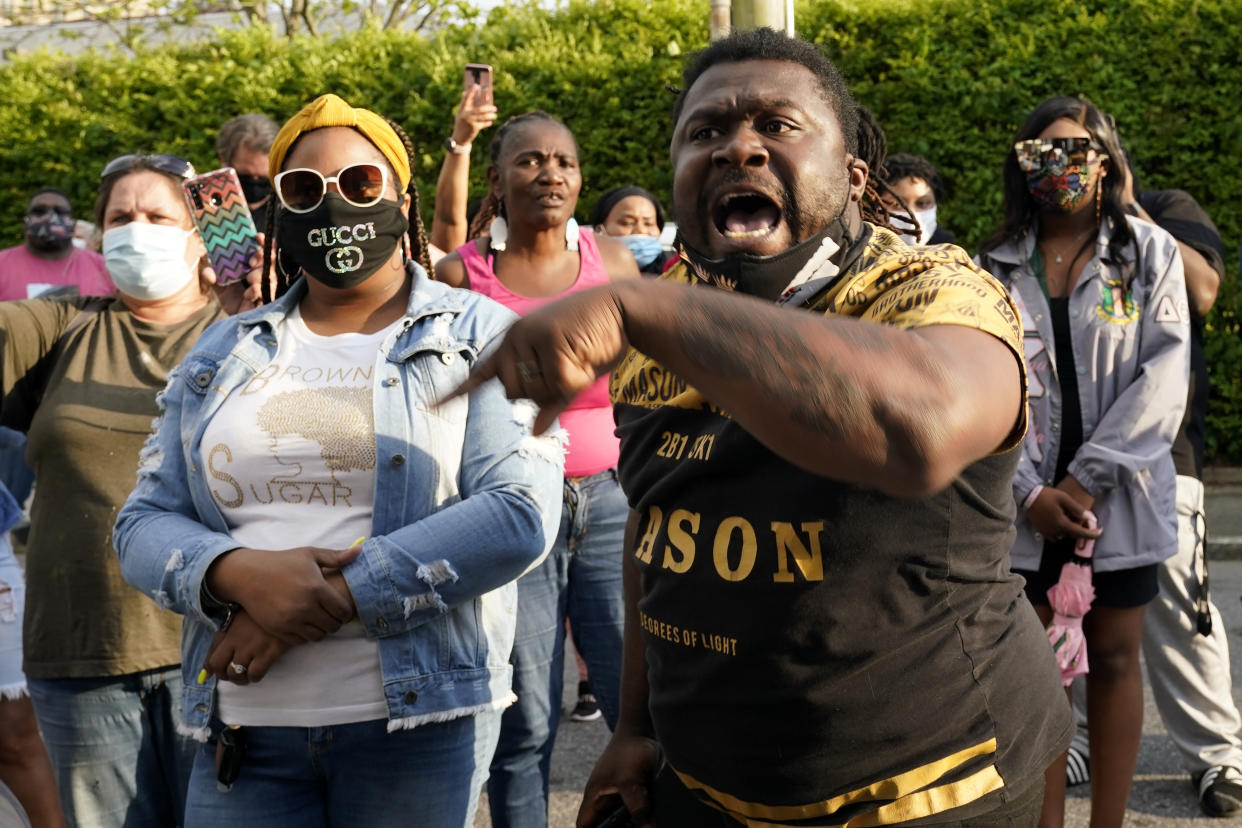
[[457, 228, 620, 477], [0, 245, 113, 302]]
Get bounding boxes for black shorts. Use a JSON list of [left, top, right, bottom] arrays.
[[1017, 538, 1159, 609]]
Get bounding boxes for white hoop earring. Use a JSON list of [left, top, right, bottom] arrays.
[[489, 216, 508, 252], [566, 217, 579, 251]]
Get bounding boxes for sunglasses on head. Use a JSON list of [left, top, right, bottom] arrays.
[[101, 153, 196, 181], [1013, 137, 1105, 172], [274, 163, 389, 213]]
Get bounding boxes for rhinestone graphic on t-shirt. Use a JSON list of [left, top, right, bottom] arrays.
[[258, 386, 376, 472]]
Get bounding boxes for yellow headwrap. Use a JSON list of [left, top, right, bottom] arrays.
[[268, 93, 411, 192]]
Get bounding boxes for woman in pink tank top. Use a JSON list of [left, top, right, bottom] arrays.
[[434, 111, 638, 828]]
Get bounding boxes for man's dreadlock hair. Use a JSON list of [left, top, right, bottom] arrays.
[[261, 118, 433, 304], [466, 110, 574, 241], [854, 106, 902, 233], [673, 28, 859, 155]]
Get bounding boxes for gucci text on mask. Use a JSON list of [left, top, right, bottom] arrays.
[[308, 222, 377, 274]]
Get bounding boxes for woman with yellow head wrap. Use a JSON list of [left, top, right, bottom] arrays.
[[115, 94, 565, 827]]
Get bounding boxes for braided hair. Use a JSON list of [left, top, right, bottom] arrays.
[[854, 106, 905, 234], [260, 119, 433, 304], [467, 110, 572, 241], [385, 118, 434, 276]]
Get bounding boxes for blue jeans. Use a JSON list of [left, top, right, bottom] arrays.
[[184, 712, 500, 828], [488, 468, 627, 828], [27, 667, 196, 828], [0, 427, 34, 508], [0, 523, 25, 696]]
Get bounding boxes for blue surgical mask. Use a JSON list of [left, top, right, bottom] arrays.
[[618, 233, 663, 268], [102, 222, 197, 300]]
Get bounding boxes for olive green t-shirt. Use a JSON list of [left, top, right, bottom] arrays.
[[0, 294, 226, 679]]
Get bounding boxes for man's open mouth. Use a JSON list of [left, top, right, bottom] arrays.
[[713, 192, 782, 240]]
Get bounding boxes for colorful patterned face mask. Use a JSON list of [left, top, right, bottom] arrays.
[[1015, 137, 1106, 212]]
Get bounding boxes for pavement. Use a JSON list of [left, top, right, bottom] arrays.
[[1206, 469, 1242, 558], [476, 556, 1242, 827]]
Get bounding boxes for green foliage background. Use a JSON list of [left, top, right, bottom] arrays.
[[2, 0, 1239, 459]]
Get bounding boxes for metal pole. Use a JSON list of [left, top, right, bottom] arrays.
[[709, 0, 730, 41], [731, 0, 787, 33]]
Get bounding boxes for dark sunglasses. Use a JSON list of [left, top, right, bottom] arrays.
[[1013, 138, 1105, 172], [274, 163, 389, 214], [27, 204, 72, 218], [101, 153, 196, 181]]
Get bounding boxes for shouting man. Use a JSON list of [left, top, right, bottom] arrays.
[[452, 29, 1071, 827]]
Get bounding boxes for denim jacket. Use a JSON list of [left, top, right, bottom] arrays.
[[977, 217, 1189, 572], [114, 266, 564, 738]]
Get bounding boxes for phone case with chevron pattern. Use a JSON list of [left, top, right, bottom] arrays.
[[184, 167, 260, 286]]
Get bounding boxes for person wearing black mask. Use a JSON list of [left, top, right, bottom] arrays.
[[115, 94, 562, 827], [451, 28, 1071, 828], [216, 113, 279, 229], [0, 188, 113, 302]]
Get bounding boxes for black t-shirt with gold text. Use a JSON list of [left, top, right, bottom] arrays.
[[611, 227, 1072, 826]]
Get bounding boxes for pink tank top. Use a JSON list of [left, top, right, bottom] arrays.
[[457, 227, 619, 477]]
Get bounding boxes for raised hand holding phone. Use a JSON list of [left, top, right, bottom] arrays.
[[464, 62, 493, 106], [183, 167, 260, 286]]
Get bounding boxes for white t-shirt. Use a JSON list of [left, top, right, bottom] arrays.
[[202, 305, 399, 727]]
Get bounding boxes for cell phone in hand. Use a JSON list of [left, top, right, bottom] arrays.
[[183, 168, 260, 286], [465, 62, 493, 106]]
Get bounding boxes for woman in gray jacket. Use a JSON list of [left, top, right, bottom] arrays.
[[977, 96, 1189, 828]]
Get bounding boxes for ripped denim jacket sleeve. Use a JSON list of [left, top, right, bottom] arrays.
[[114, 367, 241, 630], [341, 334, 566, 639]]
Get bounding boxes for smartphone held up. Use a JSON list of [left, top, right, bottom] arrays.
[[465, 63, 493, 106], [183, 167, 260, 286]]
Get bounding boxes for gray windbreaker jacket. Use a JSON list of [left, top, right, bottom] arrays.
[[977, 216, 1190, 572]]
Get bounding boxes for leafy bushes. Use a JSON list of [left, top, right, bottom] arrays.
[[2, 0, 1238, 458]]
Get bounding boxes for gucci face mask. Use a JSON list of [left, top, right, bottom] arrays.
[[279, 194, 409, 289]]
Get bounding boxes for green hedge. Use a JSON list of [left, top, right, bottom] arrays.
[[2, 0, 1239, 459]]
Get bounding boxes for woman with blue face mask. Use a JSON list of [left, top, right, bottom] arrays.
[[977, 97, 1190, 828], [589, 186, 672, 275], [0, 153, 261, 827]]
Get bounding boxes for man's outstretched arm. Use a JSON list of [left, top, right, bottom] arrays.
[[449, 278, 1022, 499]]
